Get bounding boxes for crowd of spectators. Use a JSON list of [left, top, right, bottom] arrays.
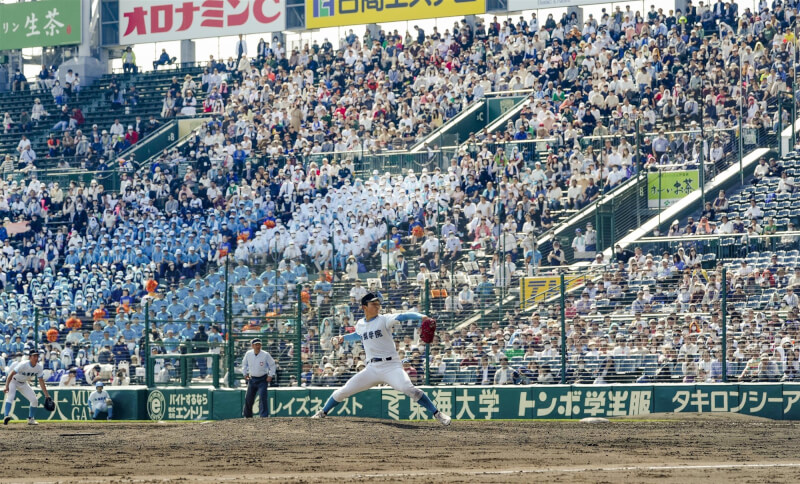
[[2, 2, 800, 386]]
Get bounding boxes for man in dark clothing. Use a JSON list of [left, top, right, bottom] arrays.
[[192, 325, 209, 378]]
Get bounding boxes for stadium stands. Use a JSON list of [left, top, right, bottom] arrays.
[[1, 5, 799, 388]]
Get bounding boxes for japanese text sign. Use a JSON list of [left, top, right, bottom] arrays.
[[0, 0, 82, 50], [118, 0, 285, 45], [305, 0, 485, 29], [647, 170, 700, 209], [520, 275, 584, 309]]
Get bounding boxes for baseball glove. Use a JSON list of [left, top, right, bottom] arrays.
[[420, 317, 437, 344], [43, 396, 55, 412]]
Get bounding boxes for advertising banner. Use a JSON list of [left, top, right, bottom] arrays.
[[0, 0, 82, 50], [118, 0, 285, 45], [306, 0, 485, 29], [5, 385, 800, 421], [520, 275, 585, 309], [5, 387, 144, 421], [508, 0, 611, 10], [647, 170, 699, 209], [146, 388, 211, 420]]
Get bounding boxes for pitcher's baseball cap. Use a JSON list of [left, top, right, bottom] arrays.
[[251, 338, 262, 346], [361, 293, 380, 306]]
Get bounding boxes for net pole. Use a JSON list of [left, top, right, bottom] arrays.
[[559, 273, 566, 384], [424, 278, 431, 385], [227, 286, 234, 388], [635, 119, 642, 228], [722, 267, 728, 383], [145, 302, 152, 387], [295, 284, 302, 385], [738, 113, 744, 185], [34, 307, 39, 353]]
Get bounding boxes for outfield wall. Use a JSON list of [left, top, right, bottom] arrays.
[[6, 384, 800, 421]]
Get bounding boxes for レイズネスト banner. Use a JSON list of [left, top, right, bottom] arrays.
[[306, 0, 485, 29], [118, 0, 285, 45], [0, 0, 82, 50]]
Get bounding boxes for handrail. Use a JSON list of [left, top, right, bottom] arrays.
[[407, 100, 483, 154], [637, 231, 800, 245], [408, 88, 536, 153], [124, 120, 178, 166]]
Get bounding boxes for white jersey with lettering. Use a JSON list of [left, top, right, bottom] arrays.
[[10, 360, 44, 384], [88, 390, 111, 410], [354, 314, 402, 361]]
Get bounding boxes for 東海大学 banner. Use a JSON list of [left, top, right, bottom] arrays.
[[0, 0, 82, 50], [305, 0, 485, 29], [118, 0, 286, 45]]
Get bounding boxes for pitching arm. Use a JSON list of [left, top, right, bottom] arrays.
[[393, 312, 427, 322], [387, 312, 428, 333]]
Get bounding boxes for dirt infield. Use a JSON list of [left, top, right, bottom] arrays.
[[1, 414, 799, 483]]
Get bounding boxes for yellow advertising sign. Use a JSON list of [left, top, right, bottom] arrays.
[[306, 0, 485, 29], [520, 275, 585, 309]]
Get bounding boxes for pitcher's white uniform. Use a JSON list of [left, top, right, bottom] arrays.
[[331, 313, 424, 402], [5, 360, 44, 409]]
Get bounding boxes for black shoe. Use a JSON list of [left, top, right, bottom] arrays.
[[3, 416, 11, 425]]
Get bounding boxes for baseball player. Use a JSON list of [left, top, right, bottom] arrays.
[[4, 350, 51, 425], [312, 293, 451, 425], [88, 382, 113, 420]]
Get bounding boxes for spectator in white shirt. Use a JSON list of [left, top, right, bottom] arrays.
[[109, 119, 125, 137], [783, 287, 799, 308], [744, 199, 763, 220]]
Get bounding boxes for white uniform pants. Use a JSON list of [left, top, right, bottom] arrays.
[[92, 402, 109, 412], [332, 360, 423, 402], [5, 380, 38, 408]]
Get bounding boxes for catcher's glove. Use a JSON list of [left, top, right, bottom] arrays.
[[420, 317, 437, 344], [43, 396, 55, 412]]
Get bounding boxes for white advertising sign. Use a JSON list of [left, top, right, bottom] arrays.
[[508, 0, 612, 11], [118, 0, 285, 45]]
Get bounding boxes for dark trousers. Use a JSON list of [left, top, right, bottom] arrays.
[[243, 375, 269, 418], [197, 355, 207, 378]]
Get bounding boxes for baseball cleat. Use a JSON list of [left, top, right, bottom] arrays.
[[434, 411, 451, 426], [3, 416, 10, 425], [311, 410, 326, 419], [27, 418, 38, 426]]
